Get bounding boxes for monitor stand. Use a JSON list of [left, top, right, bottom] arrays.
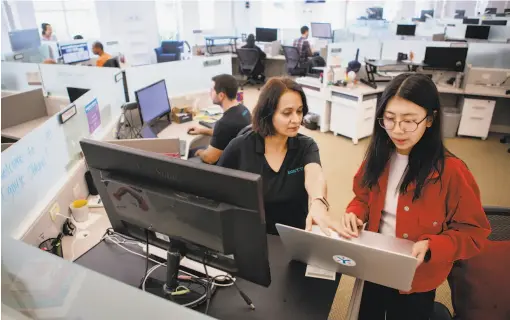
[[142, 240, 213, 308], [150, 114, 171, 135]]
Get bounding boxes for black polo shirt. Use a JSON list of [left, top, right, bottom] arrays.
[[217, 131, 321, 235], [210, 104, 251, 151]]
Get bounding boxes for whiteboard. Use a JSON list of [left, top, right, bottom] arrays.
[[125, 55, 232, 101], [1, 115, 68, 235]]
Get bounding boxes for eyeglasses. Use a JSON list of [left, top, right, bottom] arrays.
[[378, 115, 429, 133]]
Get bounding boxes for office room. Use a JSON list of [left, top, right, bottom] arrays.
[[1, 0, 509, 319]]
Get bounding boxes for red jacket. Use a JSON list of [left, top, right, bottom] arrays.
[[346, 156, 491, 294]]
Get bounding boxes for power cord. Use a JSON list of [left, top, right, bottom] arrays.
[[139, 229, 149, 287], [203, 255, 211, 315]]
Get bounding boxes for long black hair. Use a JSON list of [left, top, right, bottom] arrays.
[[362, 73, 449, 201]]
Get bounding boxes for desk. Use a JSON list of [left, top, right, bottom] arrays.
[[1, 116, 50, 140], [362, 60, 425, 89], [75, 235, 341, 320], [205, 36, 238, 55], [157, 119, 211, 159]]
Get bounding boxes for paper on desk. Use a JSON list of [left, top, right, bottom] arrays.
[[305, 265, 336, 281], [204, 106, 223, 115]]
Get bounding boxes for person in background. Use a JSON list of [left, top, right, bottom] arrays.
[[293, 26, 324, 73], [241, 34, 266, 81], [309, 73, 491, 319], [41, 23, 57, 41], [92, 41, 112, 67], [73, 35, 84, 40], [217, 77, 329, 235], [188, 74, 251, 164]]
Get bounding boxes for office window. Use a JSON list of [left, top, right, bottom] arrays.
[[198, 0, 215, 31], [156, 0, 182, 40], [33, 0, 100, 40]]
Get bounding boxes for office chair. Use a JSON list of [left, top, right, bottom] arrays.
[[282, 46, 308, 77], [154, 41, 183, 63], [236, 48, 264, 90], [103, 57, 121, 68], [500, 135, 510, 153], [432, 206, 510, 320]]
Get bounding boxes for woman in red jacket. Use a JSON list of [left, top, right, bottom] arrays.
[[308, 73, 491, 319]]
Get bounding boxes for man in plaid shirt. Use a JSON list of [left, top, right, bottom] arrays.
[[293, 26, 313, 61]]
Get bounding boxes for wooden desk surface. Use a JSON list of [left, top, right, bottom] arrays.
[[464, 84, 510, 99], [1, 116, 50, 140], [330, 82, 388, 97]]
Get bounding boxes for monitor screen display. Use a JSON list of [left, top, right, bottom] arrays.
[[485, 8, 497, 14], [463, 18, 480, 24], [396, 24, 416, 36], [60, 43, 90, 64], [424, 47, 468, 72], [135, 80, 171, 124], [420, 9, 434, 20], [255, 28, 278, 42], [505, 9, 510, 13], [465, 25, 490, 39], [482, 20, 507, 26], [8, 28, 41, 52], [455, 10, 466, 18], [311, 22, 332, 38]]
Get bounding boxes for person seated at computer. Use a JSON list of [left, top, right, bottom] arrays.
[[241, 34, 266, 82], [41, 23, 57, 41], [188, 74, 251, 164], [217, 77, 328, 235], [92, 41, 112, 67], [293, 26, 324, 73], [314, 74, 490, 320]]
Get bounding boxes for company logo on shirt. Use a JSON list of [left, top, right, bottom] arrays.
[[287, 167, 304, 175], [332, 255, 356, 267], [242, 110, 249, 117]]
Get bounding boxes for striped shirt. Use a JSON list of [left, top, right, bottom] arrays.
[[293, 37, 312, 61]]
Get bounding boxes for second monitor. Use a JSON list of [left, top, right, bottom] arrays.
[[465, 25, 490, 40], [135, 79, 171, 125], [396, 24, 416, 36], [424, 47, 468, 72], [255, 28, 278, 42]]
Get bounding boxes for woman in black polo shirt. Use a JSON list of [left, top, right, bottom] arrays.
[[217, 77, 333, 235]]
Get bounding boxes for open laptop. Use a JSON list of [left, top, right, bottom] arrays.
[[275, 224, 418, 291]]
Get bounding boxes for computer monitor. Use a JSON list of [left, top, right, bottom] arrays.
[[465, 25, 490, 39], [482, 20, 507, 26], [67, 87, 90, 103], [424, 47, 468, 72], [396, 24, 416, 36], [367, 7, 383, 20], [311, 22, 332, 39], [8, 28, 41, 52], [421, 9, 434, 21], [485, 8, 497, 14], [60, 42, 90, 64], [455, 10, 466, 19], [79, 138, 271, 304], [463, 18, 480, 24], [255, 28, 278, 42], [505, 8, 510, 14], [135, 79, 171, 124]]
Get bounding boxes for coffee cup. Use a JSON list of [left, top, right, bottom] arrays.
[[70, 199, 89, 222]]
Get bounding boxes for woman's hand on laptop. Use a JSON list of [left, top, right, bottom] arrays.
[[337, 213, 364, 239]]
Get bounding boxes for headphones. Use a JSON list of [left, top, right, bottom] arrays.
[[63, 218, 76, 236]]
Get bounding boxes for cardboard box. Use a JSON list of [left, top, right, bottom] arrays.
[[171, 106, 193, 124], [106, 138, 180, 159]]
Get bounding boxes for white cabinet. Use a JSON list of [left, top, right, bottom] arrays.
[[330, 92, 378, 144], [457, 98, 496, 140], [301, 86, 331, 133]]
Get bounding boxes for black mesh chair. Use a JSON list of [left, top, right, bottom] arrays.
[[103, 57, 121, 68], [432, 206, 510, 320], [282, 46, 308, 76], [237, 48, 264, 89], [500, 135, 510, 153]]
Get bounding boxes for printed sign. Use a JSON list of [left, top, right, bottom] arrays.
[[85, 99, 101, 134], [332, 255, 356, 267]]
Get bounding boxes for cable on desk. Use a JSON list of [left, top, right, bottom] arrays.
[[203, 255, 211, 315], [139, 229, 149, 287]]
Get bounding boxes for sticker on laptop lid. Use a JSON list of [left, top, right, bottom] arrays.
[[333, 255, 356, 267]]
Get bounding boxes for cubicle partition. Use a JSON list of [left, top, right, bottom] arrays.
[[465, 43, 510, 68], [1, 62, 42, 92], [380, 40, 451, 62], [327, 41, 382, 67], [1, 80, 125, 239], [125, 55, 232, 101]]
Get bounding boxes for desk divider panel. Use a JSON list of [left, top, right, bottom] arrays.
[[1, 89, 121, 238], [1, 88, 48, 129], [466, 43, 510, 68], [380, 40, 451, 63], [125, 55, 232, 101], [1, 62, 42, 92], [327, 41, 382, 67]]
